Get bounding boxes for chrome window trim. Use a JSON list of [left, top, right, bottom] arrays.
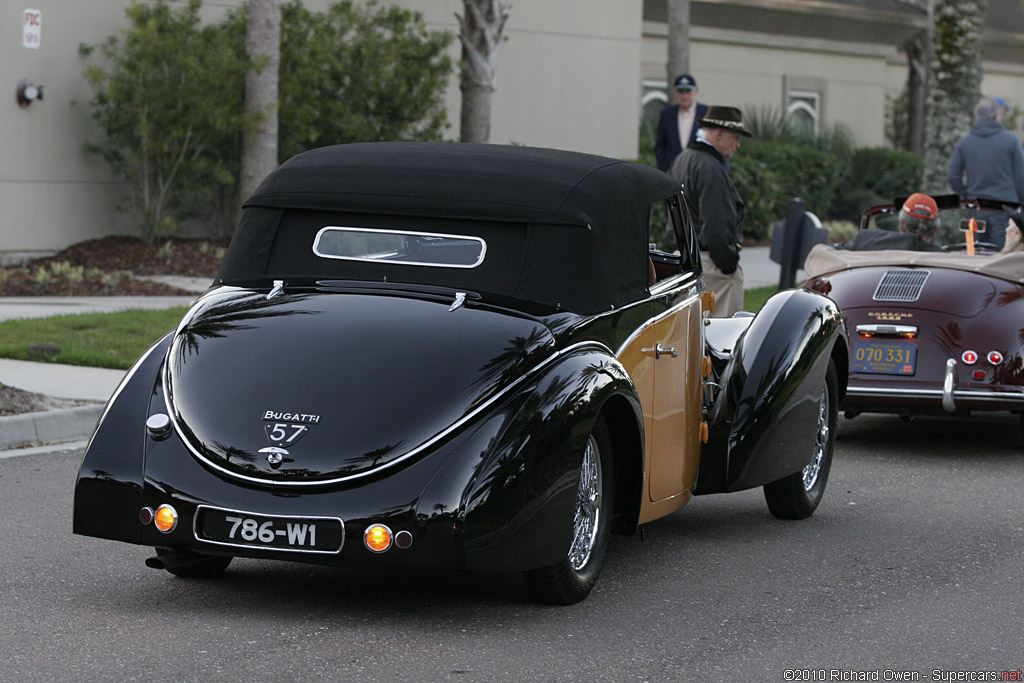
[[162, 340, 614, 487], [648, 270, 697, 297], [193, 504, 345, 554], [312, 226, 487, 269]]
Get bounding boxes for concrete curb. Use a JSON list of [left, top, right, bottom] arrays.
[[0, 404, 103, 451]]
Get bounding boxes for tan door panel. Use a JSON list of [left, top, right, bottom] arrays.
[[619, 294, 704, 518]]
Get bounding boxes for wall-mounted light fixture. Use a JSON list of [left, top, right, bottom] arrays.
[[17, 78, 43, 107]]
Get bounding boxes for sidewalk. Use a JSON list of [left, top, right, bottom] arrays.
[[0, 277, 207, 453], [0, 257, 794, 453]]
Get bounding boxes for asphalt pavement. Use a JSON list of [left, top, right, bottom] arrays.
[[0, 249, 792, 452]]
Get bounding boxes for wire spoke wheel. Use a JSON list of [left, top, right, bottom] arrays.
[[764, 359, 838, 520], [569, 435, 602, 571], [802, 385, 830, 490], [524, 416, 614, 604]]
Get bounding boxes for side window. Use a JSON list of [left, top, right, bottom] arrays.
[[668, 192, 700, 271], [648, 193, 697, 285]]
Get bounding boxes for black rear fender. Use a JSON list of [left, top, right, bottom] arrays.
[[697, 289, 846, 494], [452, 344, 641, 571], [73, 333, 172, 542]]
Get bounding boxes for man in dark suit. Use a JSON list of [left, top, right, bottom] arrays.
[[654, 74, 709, 172]]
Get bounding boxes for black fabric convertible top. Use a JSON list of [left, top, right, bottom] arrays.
[[218, 142, 681, 313]]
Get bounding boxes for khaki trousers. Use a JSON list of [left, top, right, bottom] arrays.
[[700, 252, 744, 318]]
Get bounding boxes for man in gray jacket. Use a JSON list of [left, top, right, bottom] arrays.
[[669, 105, 750, 317], [947, 97, 1024, 248]]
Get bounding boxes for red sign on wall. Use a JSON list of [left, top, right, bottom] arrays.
[[23, 8, 41, 49]]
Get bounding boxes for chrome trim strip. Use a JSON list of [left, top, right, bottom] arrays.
[[855, 323, 918, 336], [648, 271, 699, 297], [614, 285, 703, 358], [193, 504, 344, 554], [163, 340, 614, 487], [847, 385, 1024, 404], [312, 226, 487, 269]]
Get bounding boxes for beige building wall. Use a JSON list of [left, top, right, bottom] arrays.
[[1, 0, 642, 257], [2, 1, 134, 258], [642, 24, 899, 148], [3, 1, 1021, 257], [390, 0, 642, 157]]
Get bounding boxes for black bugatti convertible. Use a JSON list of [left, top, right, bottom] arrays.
[[74, 142, 847, 604]]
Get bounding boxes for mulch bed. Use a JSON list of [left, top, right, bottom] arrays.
[[0, 382, 93, 417], [1, 235, 228, 297]]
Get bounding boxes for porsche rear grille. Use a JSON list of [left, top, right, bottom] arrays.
[[872, 269, 930, 302]]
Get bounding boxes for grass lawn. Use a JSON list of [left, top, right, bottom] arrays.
[[743, 285, 778, 313], [0, 306, 187, 370], [0, 287, 781, 371]]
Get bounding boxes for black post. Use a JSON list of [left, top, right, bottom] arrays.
[[778, 197, 805, 290]]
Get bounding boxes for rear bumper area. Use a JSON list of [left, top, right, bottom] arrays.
[[844, 384, 1024, 414]]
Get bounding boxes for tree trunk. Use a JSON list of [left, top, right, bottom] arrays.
[[923, 0, 985, 193], [457, 0, 510, 143], [240, 0, 281, 203], [666, 0, 691, 87], [906, 30, 928, 155]]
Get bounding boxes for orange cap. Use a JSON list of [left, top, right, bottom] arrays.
[[902, 193, 938, 220]]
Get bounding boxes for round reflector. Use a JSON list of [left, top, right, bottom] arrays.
[[154, 504, 178, 533], [961, 350, 978, 365], [987, 351, 1003, 365], [395, 530, 413, 549], [364, 524, 392, 553]]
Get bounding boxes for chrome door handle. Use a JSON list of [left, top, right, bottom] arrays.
[[642, 343, 678, 359]]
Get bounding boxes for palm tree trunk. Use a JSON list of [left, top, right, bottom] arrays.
[[457, 0, 510, 143], [240, 0, 280, 203], [666, 0, 691, 86]]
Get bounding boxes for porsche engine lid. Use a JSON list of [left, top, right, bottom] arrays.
[[164, 287, 555, 485]]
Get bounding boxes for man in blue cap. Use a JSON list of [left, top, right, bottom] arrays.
[[654, 73, 709, 172], [947, 96, 1024, 248]]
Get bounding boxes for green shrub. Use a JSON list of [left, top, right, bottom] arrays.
[[81, 0, 453, 240], [80, 0, 247, 241], [828, 147, 924, 222], [851, 147, 924, 200], [276, 0, 453, 161], [731, 140, 841, 241]]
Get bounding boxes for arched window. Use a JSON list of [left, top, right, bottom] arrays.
[[641, 86, 669, 139], [787, 91, 821, 138]]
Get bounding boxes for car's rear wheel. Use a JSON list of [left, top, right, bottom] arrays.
[[155, 548, 232, 578], [524, 416, 614, 605], [763, 359, 838, 519]]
